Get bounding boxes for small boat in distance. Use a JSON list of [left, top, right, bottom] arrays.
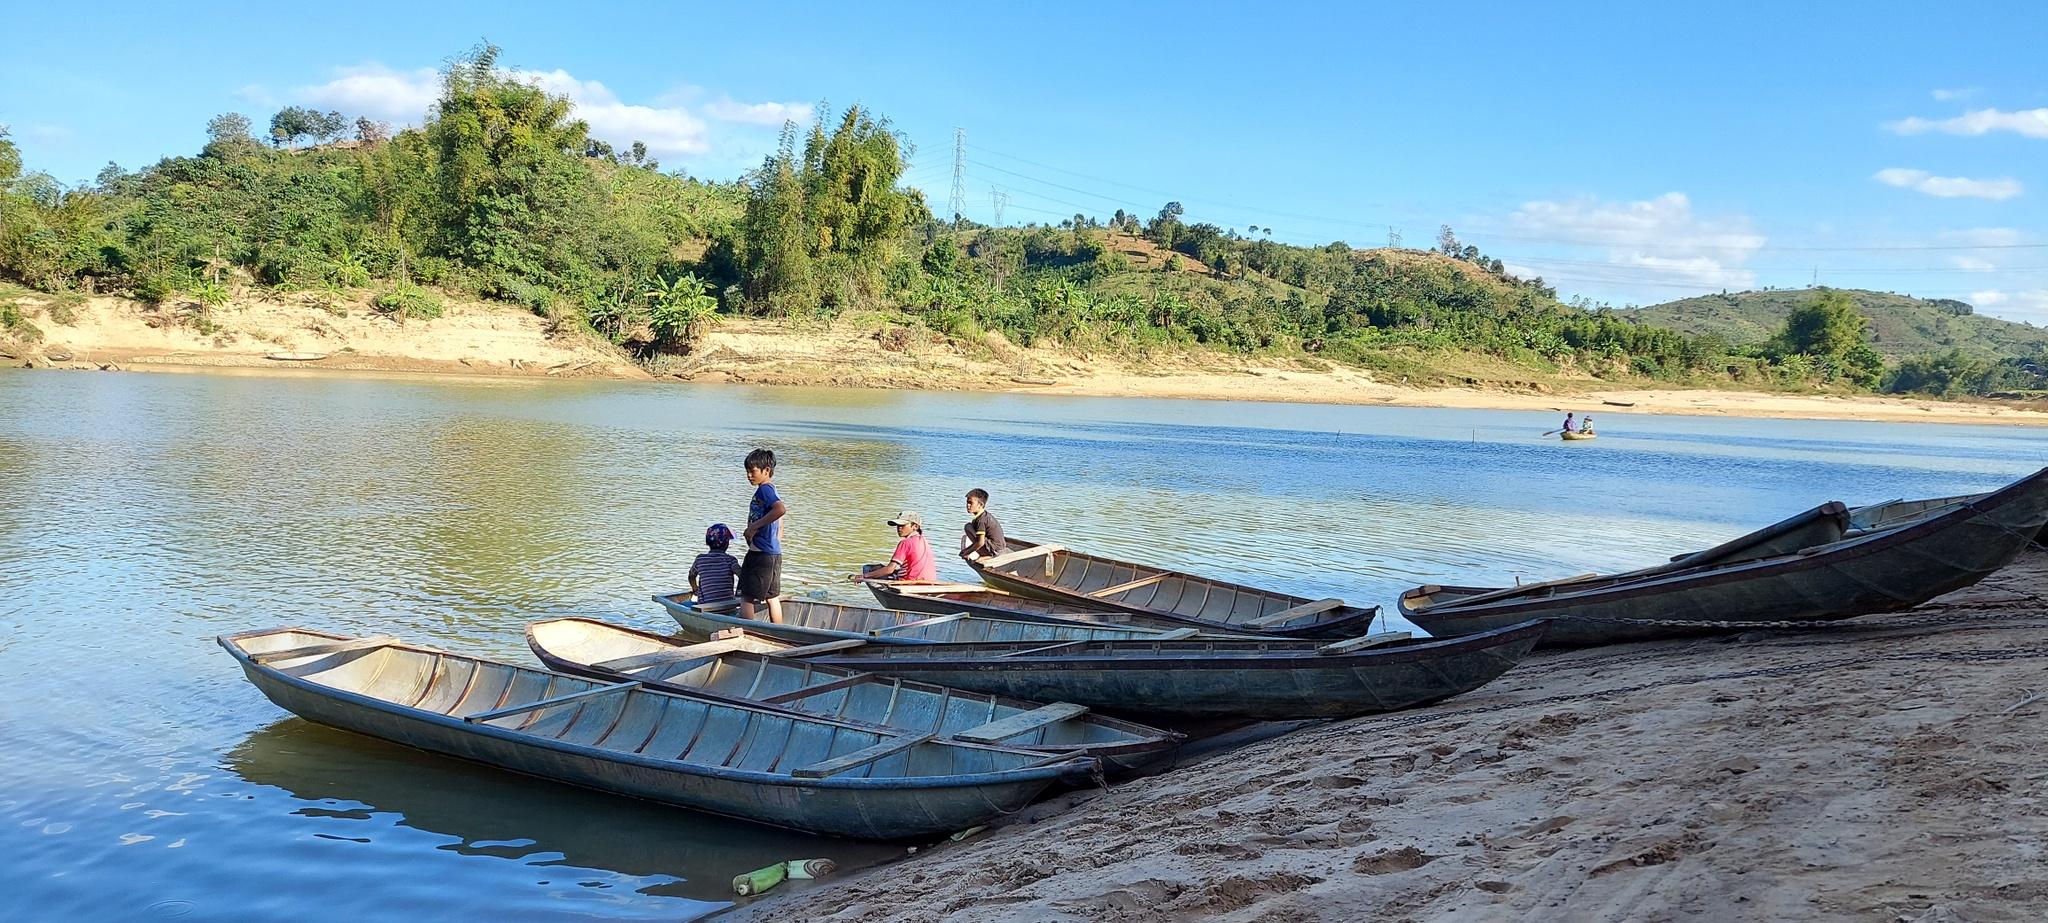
[[219, 627, 1090, 839], [655, 593, 1202, 646], [1560, 430, 1597, 441], [1401, 466, 2048, 646], [527, 618, 1180, 773], [966, 540, 1379, 639]]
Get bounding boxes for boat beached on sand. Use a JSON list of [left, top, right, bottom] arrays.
[[1400, 466, 2048, 647], [527, 617, 1180, 774], [219, 627, 1093, 839], [966, 540, 1381, 639], [786, 620, 1550, 720]]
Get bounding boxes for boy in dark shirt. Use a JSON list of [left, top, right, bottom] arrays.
[[689, 523, 739, 606], [739, 448, 787, 624], [961, 488, 1008, 560]]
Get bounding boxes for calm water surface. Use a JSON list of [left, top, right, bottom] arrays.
[[2, 369, 2041, 919]]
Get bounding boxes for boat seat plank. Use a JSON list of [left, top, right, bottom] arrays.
[[881, 582, 988, 594], [1245, 598, 1343, 628], [594, 639, 746, 673], [1089, 572, 1172, 598], [1150, 628, 1200, 640], [791, 732, 936, 779], [954, 702, 1090, 742], [251, 636, 397, 664], [775, 638, 870, 658], [464, 682, 639, 723], [1001, 640, 1088, 658], [980, 544, 1065, 569], [870, 612, 969, 635], [1431, 573, 1600, 610], [1317, 631, 1414, 654], [759, 674, 870, 705]]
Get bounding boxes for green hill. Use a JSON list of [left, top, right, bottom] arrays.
[[1624, 289, 2048, 361]]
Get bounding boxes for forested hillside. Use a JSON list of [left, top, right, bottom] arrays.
[[1627, 289, 2048, 362], [2, 44, 2039, 399]]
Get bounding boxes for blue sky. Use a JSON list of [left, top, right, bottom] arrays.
[[4, 1, 2045, 318]]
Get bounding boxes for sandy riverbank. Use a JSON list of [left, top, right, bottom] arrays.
[[7, 292, 2045, 426], [726, 551, 2048, 922]]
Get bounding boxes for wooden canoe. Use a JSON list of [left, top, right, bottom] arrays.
[[964, 540, 1379, 638], [655, 592, 1196, 646], [788, 620, 1549, 720], [219, 628, 1092, 839], [1847, 493, 1981, 532], [866, 581, 1126, 624], [1399, 466, 2048, 647], [1560, 431, 1596, 441], [526, 618, 1180, 773]]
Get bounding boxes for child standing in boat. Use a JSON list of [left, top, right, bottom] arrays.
[[739, 448, 787, 624], [688, 524, 739, 606], [961, 488, 1007, 560]]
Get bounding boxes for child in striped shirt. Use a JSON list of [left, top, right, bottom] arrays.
[[690, 523, 739, 605]]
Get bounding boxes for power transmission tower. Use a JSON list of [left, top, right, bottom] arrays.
[[990, 188, 1009, 226], [949, 128, 966, 225], [1388, 226, 1402, 249]]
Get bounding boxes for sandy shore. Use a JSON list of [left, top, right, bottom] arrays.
[[726, 551, 2048, 922], [7, 292, 2045, 426]]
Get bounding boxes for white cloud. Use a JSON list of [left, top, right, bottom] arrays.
[[1887, 107, 2048, 139], [1505, 192, 1764, 292], [297, 64, 441, 125], [1873, 168, 2022, 200], [1969, 289, 2048, 325], [1931, 88, 1980, 102], [1950, 255, 1998, 272], [704, 98, 813, 126], [274, 61, 805, 161]]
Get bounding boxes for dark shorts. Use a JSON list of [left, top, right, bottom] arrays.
[[739, 552, 783, 601]]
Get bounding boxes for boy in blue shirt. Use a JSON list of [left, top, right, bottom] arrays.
[[689, 523, 739, 606], [739, 448, 787, 624]]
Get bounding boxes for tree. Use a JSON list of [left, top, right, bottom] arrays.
[[629, 141, 648, 165], [1773, 289, 1867, 359], [268, 107, 318, 148], [1437, 224, 1460, 256], [354, 117, 392, 145], [310, 110, 348, 143], [203, 112, 262, 160]]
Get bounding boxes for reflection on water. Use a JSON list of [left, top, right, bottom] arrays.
[[1, 369, 2043, 918]]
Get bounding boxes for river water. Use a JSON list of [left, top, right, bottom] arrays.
[[2, 369, 2041, 919]]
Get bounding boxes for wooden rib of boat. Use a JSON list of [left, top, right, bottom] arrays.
[[1400, 466, 2048, 647], [526, 618, 1180, 773], [1847, 493, 1982, 532], [219, 627, 1091, 839], [867, 581, 1125, 623], [655, 592, 1196, 646], [964, 540, 1378, 638], [785, 620, 1548, 720], [1560, 431, 1596, 441]]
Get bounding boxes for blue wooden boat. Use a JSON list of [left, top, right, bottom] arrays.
[[220, 627, 1093, 839], [526, 618, 1180, 774]]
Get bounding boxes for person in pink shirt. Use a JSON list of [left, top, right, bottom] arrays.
[[848, 510, 937, 583]]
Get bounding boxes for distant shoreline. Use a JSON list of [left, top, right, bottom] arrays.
[[7, 293, 2047, 427]]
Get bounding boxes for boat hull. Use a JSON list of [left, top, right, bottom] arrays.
[[222, 631, 1083, 840], [804, 621, 1548, 720], [657, 593, 1179, 646], [968, 540, 1378, 639], [1404, 467, 2048, 646]]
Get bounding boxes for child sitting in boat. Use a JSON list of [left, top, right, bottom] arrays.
[[848, 511, 938, 583], [690, 524, 739, 606], [1579, 416, 1595, 434]]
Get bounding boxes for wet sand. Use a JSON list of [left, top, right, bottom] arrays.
[[726, 551, 2048, 922]]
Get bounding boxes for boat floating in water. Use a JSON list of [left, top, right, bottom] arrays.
[[219, 627, 1092, 839], [1400, 467, 2048, 647], [655, 593, 1206, 646], [966, 540, 1380, 639], [527, 617, 1180, 773]]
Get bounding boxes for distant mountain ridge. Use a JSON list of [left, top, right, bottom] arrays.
[[1622, 288, 2048, 361]]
